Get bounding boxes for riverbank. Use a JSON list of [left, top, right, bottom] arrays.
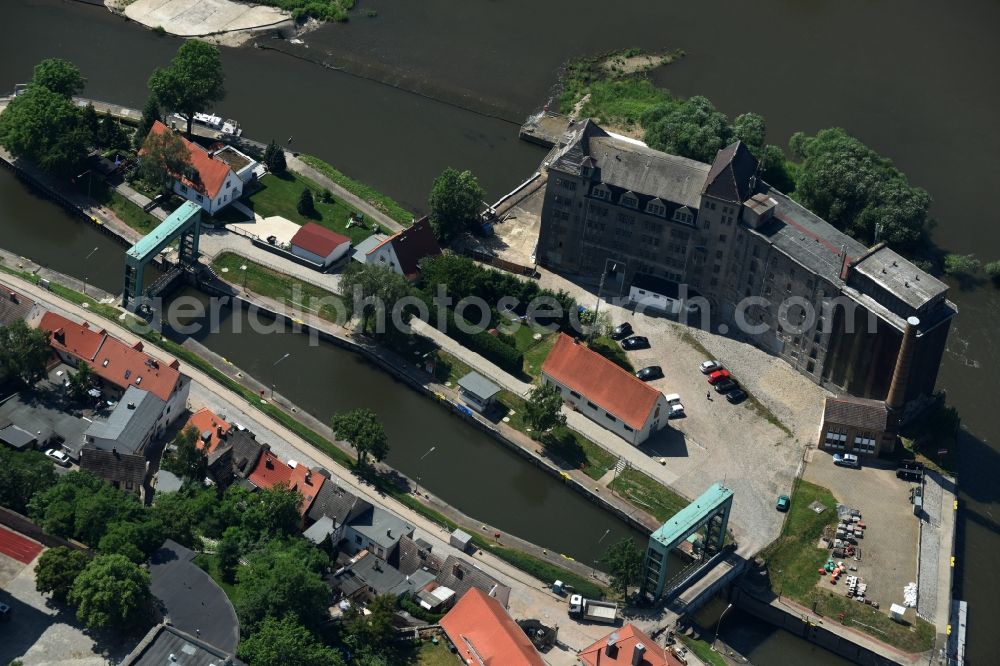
[[115, 0, 296, 47]]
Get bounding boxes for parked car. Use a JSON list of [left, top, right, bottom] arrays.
[[700, 360, 722, 374], [45, 449, 70, 467], [664, 393, 682, 405], [776, 495, 790, 512], [713, 378, 738, 393], [636, 366, 664, 381], [707, 369, 732, 384], [668, 403, 686, 418], [611, 322, 634, 340], [833, 453, 861, 468], [621, 336, 650, 350], [897, 468, 924, 482], [725, 388, 748, 404]]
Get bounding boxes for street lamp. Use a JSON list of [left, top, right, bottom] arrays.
[[83, 246, 99, 296], [415, 445, 436, 495], [712, 603, 733, 652], [273, 353, 291, 366], [589, 258, 625, 343], [240, 264, 248, 293]]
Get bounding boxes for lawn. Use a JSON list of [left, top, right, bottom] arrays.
[[498, 390, 615, 480], [299, 154, 413, 225], [416, 638, 458, 666], [609, 467, 688, 523], [194, 553, 244, 608], [678, 634, 726, 666], [212, 252, 346, 323], [517, 326, 557, 378], [588, 336, 634, 372], [244, 172, 374, 244], [82, 179, 161, 234]]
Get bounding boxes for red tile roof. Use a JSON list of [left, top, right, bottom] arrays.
[[365, 217, 441, 279], [185, 408, 232, 455], [247, 450, 327, 516], [541, 334, 662, 430], [440, 588, 543, 666], [579, 625, 682, 666], [290, 222, 351, 258], [39, 312, 182, 402], [145, 121, 234, 199]]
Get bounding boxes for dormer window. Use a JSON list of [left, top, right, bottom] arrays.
[[621, 192, 638, 209], [673, 207, 693, 224], [646, 199, 666, 217], [591, 185, 609, 200]]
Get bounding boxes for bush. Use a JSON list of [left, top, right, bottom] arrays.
[[943, 253, 980, 276], [984, 260, 1000, 282], [446, 310, 524, 375]]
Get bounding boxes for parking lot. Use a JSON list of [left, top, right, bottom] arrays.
[[804, 451, 920, 611]]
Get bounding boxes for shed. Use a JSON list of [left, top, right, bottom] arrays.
[[0, 424, 38, 451], [456, 372, 501, 413], [450, 528, 473, 552], [290, 222, 352, 268]]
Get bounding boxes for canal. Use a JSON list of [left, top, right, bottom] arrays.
[[3, 0, 999, 662]]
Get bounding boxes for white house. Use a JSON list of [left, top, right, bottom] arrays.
[[351, 217, 441, 280], [144, 121, 257, 214], [628, 273, 703, 316], [289, 222, 352, 268], [541, 334, 669, 446]]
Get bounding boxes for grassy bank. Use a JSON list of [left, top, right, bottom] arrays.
[[211, 252, 345, 322], [299, 154, 413, 225], [255, 0, 354, 22], [609, 467, 687, 523], [678, 634, 726, 666], [246, 172, 373, 244]]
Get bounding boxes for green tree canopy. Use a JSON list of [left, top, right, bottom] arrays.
[[0, 319, 51, 387], [599, 537, 644, 595], [148, 40, 226, 136], [67, 362, 95, 402], [641, 96, 733, 163], [138, 127, 192, 195], [341, 594, 399, 662], [235, 540, 330, 632], [162, 426, 208, 482], [32, 58, 86, 98], [96, 117, 131, 152], [150, 483, 220, 547], [0, 85, 91, 177], [339, 262, 414, 338], [732, 112, 766, 154], [428, 168, 485, 243], [330, 407, 389, 466], [263, 140, 287, 174], [0, 448, 56, 514], [297, 187, 316, 217], [217, 485, 302, 546], [98, 519, 165, 564], [35, 546, 90, 602], [135, 96, 161, 149], [237, 614, 345, 666], [524, 383, 567, 434], [217, 527, 243, 583], [69, 554, 152, 630], [29, 470, 145, 546]]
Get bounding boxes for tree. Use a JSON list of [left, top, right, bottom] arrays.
[[162, 426, 208, 481], [524, 383, 566, 434], [216, 527, 242, 583], [263, 140, 287, 174], [35, 546, 89, 602], [0, 320, 51, 387], [0, 448, 56, 513], [98, 520, 165, 564], [733, 112, 766, 154], [138, 127, 191, 194], [760, 144, 795, 193], [330, 408, 389, 466], [339, 262, 414, 338], [297, 187, 316, 217], [96, 117, 131, 152], [69, 554, 151, 630], [943, 253, 980, 276], [600, 537, 644, 595], [150, 483, 220, 547], [0, 85, 90, 177], [217, 485, 301, 546], [641, 96, 733, 163], [135, 96, 161, 149], [237, 614, 345, 666], [342, 594, 399, 662], [148, 40, 226, 137], [32, 58, 86, 98], [29, 470, 145, 545], [428, 168, 485, 243], [67, 362, 95, 402], [235, 540, 330, 631]]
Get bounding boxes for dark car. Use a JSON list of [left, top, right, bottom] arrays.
[[713, 378, 738, 393], [726, 388, 747, 404], [621, 336, 650, 350], [636, 366, 664, 381], [611, 322, 634, 340], [897, 468, 924, 482]]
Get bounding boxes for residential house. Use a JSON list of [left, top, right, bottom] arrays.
[[819, 395, 895, 457], [395, 535, 511, 608], [440, 588, 544, 666], [541, 333, 668, 445], [182, 408, 265, 487], [143, 121, 257, 214], [578, 624, 683, 666], [36, 312, 190, 437], [0, 287, 36, 328], [329, 549, 435, 603], [343, 504, 415, 561], [456, 371, 501, 413], [122, 624, 243, 666], [304, 478, 373, 547], [83, 385, 164, 455], [536, 120, 956, 408], [246, 449, 326, 518], [79, 448, 146, 496], [351, 216, 440, 279], [290, 222, 352, 268], [186, 407, 232, 454], [0, 365, 90, 457]]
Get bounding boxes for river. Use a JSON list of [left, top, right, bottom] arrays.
[[3, 0, 999, 663]]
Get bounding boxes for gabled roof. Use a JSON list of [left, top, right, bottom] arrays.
[[83, 386, 165, 454], [145, 121, 234, 199], [347, 505, 414, 550], [579, 624, 681, 666], [436, 555, 511, 609], [80, 447, 146, 488], [703, 141, 758, 203], [307, 477, 372, 526], [541, 334, 663, 430], [185, 407, 232, 455], [290, 222, 351, 257], [39, 311, 183, 402], [247, 450, 326, 515], [823, 396, 890, 432], [457, 371, 501, 400], [380, 217, 441, 278], [0, 288, 34, 327], [440, 588, 543, 666]]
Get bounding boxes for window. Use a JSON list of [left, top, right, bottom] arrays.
[[716, 250, 724, 260], [593, 187, 608, 200], [624, 424, 634, 432], [854, 432, 877, 453], [570, 390, 581, 398], [824, 427, 848, 450], [196, 193, 203, 202], [355, 535, 363, 545], [647, 201, 665, 216], [719, 234, 727, 242], [126, 480, 133, 490], [605, 412, 617, 422], [587, 401, 597, 410]]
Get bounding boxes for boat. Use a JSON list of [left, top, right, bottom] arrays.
[[171, 111, 242, 136]]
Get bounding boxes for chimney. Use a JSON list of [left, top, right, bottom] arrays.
[[605, 632, 620, 657], [386, 529, 393, 538], [54, 329, 66, 344], [127, 402, 136, 410], [886, 316, 920, 413], [631, 643, 647, 666]]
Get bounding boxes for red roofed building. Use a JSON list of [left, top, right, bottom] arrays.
[[541, 334, 668, 445], [184, 408, 232, 455], [143, 121, 258, 214], [36, 311, 191, 437], [578, 624, 684, 666], [440, 588, 543, 666], [290, 222, 352, 268], [352, 216, 440, 280], [247, 449, 326, 517]]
